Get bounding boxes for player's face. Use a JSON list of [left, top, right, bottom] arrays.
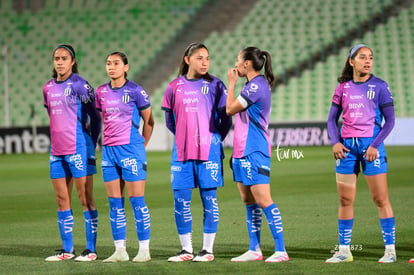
[[350, 47, 373, 76], [234, 51, 247, 77], [106, 55, 129, 80], [53, 48, 75, 80], [186, 48, 209, 78]]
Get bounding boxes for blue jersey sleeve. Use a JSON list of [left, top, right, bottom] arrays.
[[134, 85, 151, 110]]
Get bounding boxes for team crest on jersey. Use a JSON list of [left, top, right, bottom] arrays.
[[122, 93, 130, 104], [201, 85, 209, 95], [367, 86, 375, 99], [64, 87, 72, 96]]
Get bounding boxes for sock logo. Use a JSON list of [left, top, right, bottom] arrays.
[[270, 207, 283, 234], [135, 205, 151, 231], [59, 215, 74, 234], [250, 208, 262, 233], [111, 208, 126, 229]]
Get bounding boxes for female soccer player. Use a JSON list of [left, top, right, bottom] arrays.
[[226, 47, 289, 263], [43, 44, 101, 261], [326, 44, 396, 263], [96, 52, 154, 263], [162, 42, 232, 262]]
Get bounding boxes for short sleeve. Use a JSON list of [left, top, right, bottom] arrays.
[[95, 87, 102, 111], [240, 81, 261, 107], [161, 84, 173, 112], [135, 87, 151, 110], [331, 83, 343, 106], [216, 80, 227, 110], [43, 83, 49, 108], [76, 80, 95, 104], [378, 82, 394, 108]]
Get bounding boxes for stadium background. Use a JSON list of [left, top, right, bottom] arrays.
[[0, 0, 413, 153]]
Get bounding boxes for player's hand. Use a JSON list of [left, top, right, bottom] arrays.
[[227, 68, 238, 85], [364, 146, 378, 162], [332, 142, 349, 159]]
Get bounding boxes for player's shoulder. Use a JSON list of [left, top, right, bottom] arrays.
[[125, 80, 144, 91], [43, 79, 54, 90], [70, 73, 93, 89], [96, 82, 109, 92], [246, 75, 269, 91], [169, 75, 185, 86], [70, 73, 87, 83], [369, 75, 389, 88]]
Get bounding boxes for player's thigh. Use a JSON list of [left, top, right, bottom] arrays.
[[171, 160, 196, 189], [196, 157, 224, 189]]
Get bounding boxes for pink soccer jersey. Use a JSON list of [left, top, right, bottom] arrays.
[[332, 75, 394, 138], [232, 75, 271, 158], [43, 73, 95, 155], [162, 75, 227, 161], [95, 80, 150, 146]]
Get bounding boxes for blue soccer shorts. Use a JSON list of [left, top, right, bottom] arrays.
[[232, 151, 271, 186], [101, 143, 147, 182], [170, 156, 224, 190], [49, 145, 88, 179], [336, 137, 388, 176]]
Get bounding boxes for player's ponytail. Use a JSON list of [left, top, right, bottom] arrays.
[[261, 51, 275, 87], [242, 47, 275, 87]]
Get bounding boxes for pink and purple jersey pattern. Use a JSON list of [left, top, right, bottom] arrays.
[[233, 75, 271, 158], [96, 80, 150, 146], [332, 75, 393, 138], [43, 73, 95, 155], [162, 75, 227, 161]]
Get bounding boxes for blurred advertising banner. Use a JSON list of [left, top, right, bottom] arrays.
[[0, 126, 50, 154], [0, 118, 412, 154], [222, 121, 331, 148]]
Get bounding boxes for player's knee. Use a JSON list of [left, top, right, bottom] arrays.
[[372, 195, 390, 208], [338, 194, 354, 207]]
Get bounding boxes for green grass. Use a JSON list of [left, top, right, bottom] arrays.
[[0, 146, 413, 274]]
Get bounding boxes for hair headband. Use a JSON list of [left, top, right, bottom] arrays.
[[53, 45, 75, 58], [349, 44, 368, 58]]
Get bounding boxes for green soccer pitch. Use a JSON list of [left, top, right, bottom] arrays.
[[1, 146, 413, 274]]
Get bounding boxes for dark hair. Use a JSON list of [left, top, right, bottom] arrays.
[[178, 42, 213, 81], [107, 51, 128, 78], [242, 47, 275, 87], [337, 44, 372, 83], [52, 44, 78, 78]]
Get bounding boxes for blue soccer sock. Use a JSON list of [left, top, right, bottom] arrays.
[[200, 188, 219, 234], [108, 197, 126, 242], [263, 203, 285, 252], [129, 196, 151, 241], [246, 204, 262, 251], [84, 210, 98, 252], [173, 189, 193, 235], [57, 209, 74, 253], [380, 217, 395, 247], [338, 219, 353, 248]]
